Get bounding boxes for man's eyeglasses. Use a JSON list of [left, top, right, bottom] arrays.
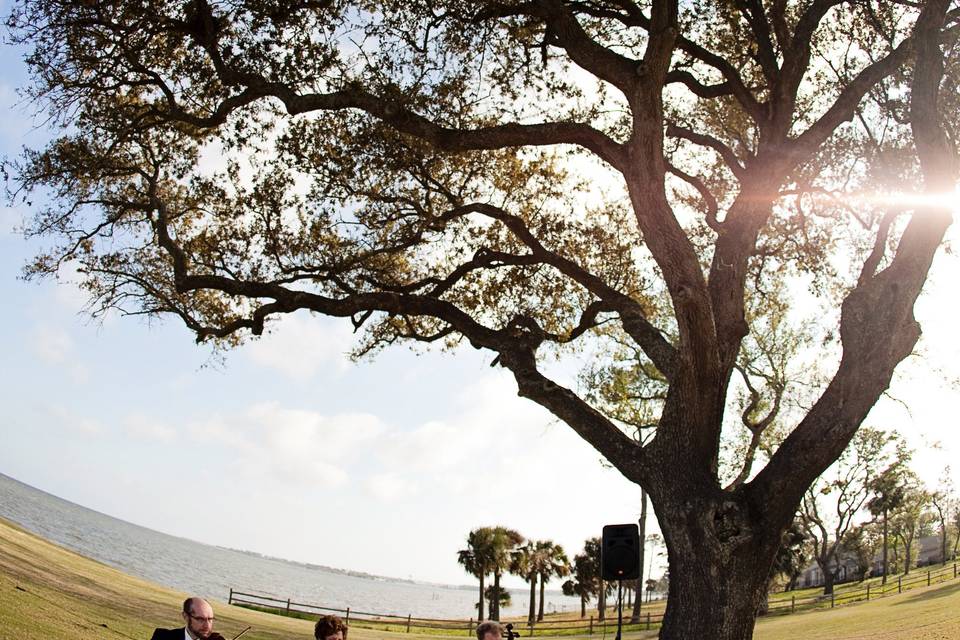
[[188, 614, 215, 624]]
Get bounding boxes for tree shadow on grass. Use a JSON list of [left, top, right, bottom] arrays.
[[891, 580, 960, 606]]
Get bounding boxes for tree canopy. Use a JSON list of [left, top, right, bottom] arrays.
[[6, 1, 959, 638]]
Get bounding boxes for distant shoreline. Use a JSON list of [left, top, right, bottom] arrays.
[[0, 472, 576, 613]]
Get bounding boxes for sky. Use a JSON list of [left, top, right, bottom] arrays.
[[1, 2, 959, 592]]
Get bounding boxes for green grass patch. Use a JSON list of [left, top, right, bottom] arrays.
[[2, 516, 959, 640]]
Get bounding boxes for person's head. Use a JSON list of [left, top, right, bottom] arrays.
[[314, 615, 348, 640], [476, 621, 503, 640], [181, 597, 215, 640]]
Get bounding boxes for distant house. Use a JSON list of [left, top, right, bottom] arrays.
[[797, 535, 949, 588]]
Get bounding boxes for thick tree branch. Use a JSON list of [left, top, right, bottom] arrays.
[[458, 202, 679, 378], [752, 0, 955, 526], [733, 0, 781, 86], [498, 346, 648, 481], [787, 36, 914, 168], [666, 123, 747, 180], [666, 162, 720, 231], [665, 69, 735, 99]]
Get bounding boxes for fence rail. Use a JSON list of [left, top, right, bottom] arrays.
[[228, 562, 959, 636], [765, 561, 960, 616]]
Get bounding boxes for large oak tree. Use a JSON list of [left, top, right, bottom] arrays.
[[6, 1, 959, 638]]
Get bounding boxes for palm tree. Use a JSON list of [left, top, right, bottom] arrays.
[[484, 584, 512, 612], [489, 526, 524, 620], [582, 537, 608, 620], [561, 577, 589, 619], [535, 541, 569, 622], [511, 541, 538, 624], [458, 527, 496, 621], [562, 552, 595, 618]]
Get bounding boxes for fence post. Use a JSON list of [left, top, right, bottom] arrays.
[[645, 613, 651, 631], [228, 588, 233, 606], [955, 563, 957, 578], [468, 618, 473, 637], [286, 599, 291, 614], [830, 592, 834, 608], [927, 571, 931, 586], [589, 616, 593, 635], [406, 614, 411, 633], [866, 584, 870, 601], [790, 596, 795, 613], [346, 607, 350, 623], [898, 576, 902, 594]]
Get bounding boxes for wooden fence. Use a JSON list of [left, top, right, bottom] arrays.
[[765, 561, 960, 616], [228, 562, 959, 636], [227, 588, 665, 636]]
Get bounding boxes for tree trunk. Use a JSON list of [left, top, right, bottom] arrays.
[[658, 533, 775, 640], [478, 573, 485, 622], [580, 595, 586, 619], [630, 489, 648, 623], [881, 511, 889, 585], [537, 574, 545, 621], [822, 567, 836, 596], [493, 572, 502, 620], [528, 574, 536, 624], [941, 526, 947, 565], [647, 476, 791, 640], [597, 580, 606, 621]]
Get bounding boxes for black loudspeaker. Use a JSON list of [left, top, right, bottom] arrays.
[[601, 523, 641, 581]]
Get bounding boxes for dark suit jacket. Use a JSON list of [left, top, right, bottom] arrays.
[[151, 628, 184, 640]]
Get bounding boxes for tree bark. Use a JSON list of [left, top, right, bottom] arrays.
[[597, 580, 606, 621], [659, 519, 776, 640], [478, 573, 485, 622], [646, 475, 786, 640], [528, 574, 536, 624], [903, 538, 913, 575], [630, 489, 648, 623], [821, 565, 836, 596], [492, 572, 501, 620], [537, 575, 545, 621], [477, 573, 484, 620], [881, 511, 889, 585]]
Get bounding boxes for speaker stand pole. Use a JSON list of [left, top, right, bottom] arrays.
[[615, 579, 623, 640]]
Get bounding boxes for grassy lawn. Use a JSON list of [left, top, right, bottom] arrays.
[[1, 516, 958, 640]]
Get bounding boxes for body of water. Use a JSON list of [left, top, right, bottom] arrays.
[[0, 473, 583, 619]]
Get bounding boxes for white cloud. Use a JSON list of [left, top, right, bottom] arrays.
[[123, 414, 177, 442], [189, 402, 385, 488], [1, 205, 23, 235], [49, 406, 107, 437], [27, 324, 91, 382], [243, 313, 356, 379], [30, 325, 73, 363], [369, 371, 574, 499], [367, 472, 418, 500]]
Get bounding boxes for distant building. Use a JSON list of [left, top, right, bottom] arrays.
[[797, 535, 950, 588]]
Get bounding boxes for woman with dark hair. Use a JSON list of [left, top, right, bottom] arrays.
[[314, 615, 347, 640]]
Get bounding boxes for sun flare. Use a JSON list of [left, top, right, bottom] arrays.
[[855, 188, 960, 214]]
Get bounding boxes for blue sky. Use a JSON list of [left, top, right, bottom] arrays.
[[1, 1, 959, 589]]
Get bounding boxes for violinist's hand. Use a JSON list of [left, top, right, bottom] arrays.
[[206, 633, 227, 640]]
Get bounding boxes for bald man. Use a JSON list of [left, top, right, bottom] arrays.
[[151, 597, 217, 640]]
